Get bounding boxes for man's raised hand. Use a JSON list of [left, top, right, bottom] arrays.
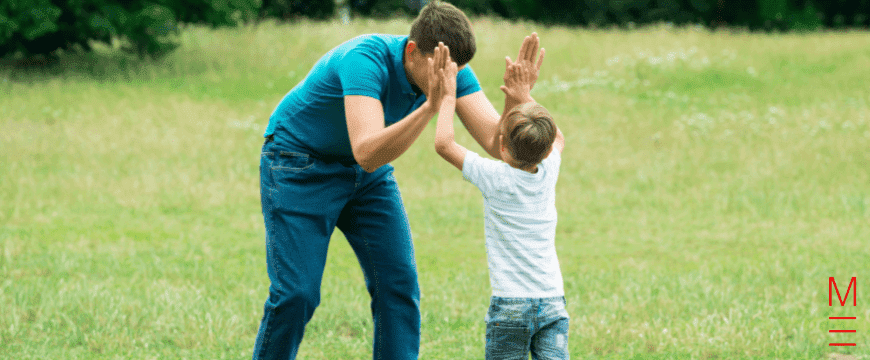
[[426, 42, 451, 110]]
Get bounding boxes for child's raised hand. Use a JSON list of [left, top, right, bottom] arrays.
[[441, 57, 458, 102], [500, 61, 532, 101]]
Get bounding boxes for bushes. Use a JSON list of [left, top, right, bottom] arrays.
[[350, 0, 868, 30], [0, 0, 260, 59], [261, 0, 334, 20], [162, 0, 260, 26], [2, 0, 868, 60]]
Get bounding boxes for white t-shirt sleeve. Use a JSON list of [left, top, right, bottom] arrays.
[[542, 149, 562, 184], [462, 151, 499, 194]]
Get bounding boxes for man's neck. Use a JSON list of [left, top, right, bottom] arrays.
[[402, 49, 422, 96]]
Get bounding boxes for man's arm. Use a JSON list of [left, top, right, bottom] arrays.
[[553, 126, 565, 153], [346, 96, 436, 172], [346, 43, 451, 173], [455, 92, 502, 160]]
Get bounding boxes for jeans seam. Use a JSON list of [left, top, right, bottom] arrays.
[[256, 309, 274, 359], [262, 163, 280, 360], [266, 156, 277, 201], [360, 236, 382, 359], [279, 151, 308, 157], [256, 151, 275, 359], [271, 164, 314, 172]]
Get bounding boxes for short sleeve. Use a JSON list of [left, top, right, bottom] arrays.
[[462, 150, 499, 194], [542, 150, 562, 184], [456, 65, 482, 98], [339, 48, 388, 100]]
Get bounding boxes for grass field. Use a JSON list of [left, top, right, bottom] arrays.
[[1, 17, 869, 359]]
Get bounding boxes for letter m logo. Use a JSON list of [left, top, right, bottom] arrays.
[[829, 277, 857, 306]]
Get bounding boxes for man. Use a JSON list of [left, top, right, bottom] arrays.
[[253, 2, 545, 359]]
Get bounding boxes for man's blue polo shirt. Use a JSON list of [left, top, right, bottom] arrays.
[[264, 34, 482, 160]]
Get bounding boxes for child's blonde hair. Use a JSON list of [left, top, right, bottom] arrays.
[[500, 102, 557, 169]]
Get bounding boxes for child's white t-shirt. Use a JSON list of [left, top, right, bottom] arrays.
[[462, 149, 564, 298]]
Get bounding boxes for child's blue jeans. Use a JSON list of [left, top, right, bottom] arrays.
[[485, 296, 570, 360]]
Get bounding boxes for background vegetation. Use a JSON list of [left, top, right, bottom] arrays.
[[2, 0, 870, 59], [2, 17, 868, 359]]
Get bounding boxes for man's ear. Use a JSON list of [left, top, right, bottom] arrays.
[[405, 41, 418, 59]]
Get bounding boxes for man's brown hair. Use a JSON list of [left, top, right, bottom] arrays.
[[501, 102, 557, 168], [409, 1, 476, 66]]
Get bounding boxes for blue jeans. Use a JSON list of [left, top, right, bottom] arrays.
[[484, 296, 570, 360], [253, 137, 420, 360]]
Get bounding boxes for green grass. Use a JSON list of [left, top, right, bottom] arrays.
[[2, 18, 869, 359]]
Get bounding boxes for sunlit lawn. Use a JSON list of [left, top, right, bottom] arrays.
[[1, 17, 869, 359]]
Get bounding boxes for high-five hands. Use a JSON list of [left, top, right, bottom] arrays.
[[426, 42, 454, 110], [504, 32, 545, 90], [500, 61, 533, 102]]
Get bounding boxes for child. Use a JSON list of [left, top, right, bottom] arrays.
[[434, 55, 568, 359]]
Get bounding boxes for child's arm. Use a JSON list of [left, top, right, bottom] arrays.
[[553, 126, 565, 153], [434, 60, 467, 171]]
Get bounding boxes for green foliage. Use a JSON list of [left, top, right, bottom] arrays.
[[124, 4, 180, 57], [0, 0, 261, 59], [261, 0, 334, 20], [2, 0, 865, 61], [350, 0, 866, 30], [350, 0, 414, 18], [1, 0, 61, 41], [162, 0, 261, 26]]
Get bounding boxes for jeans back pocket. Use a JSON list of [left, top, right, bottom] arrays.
[[271, 151, 314, 172]]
